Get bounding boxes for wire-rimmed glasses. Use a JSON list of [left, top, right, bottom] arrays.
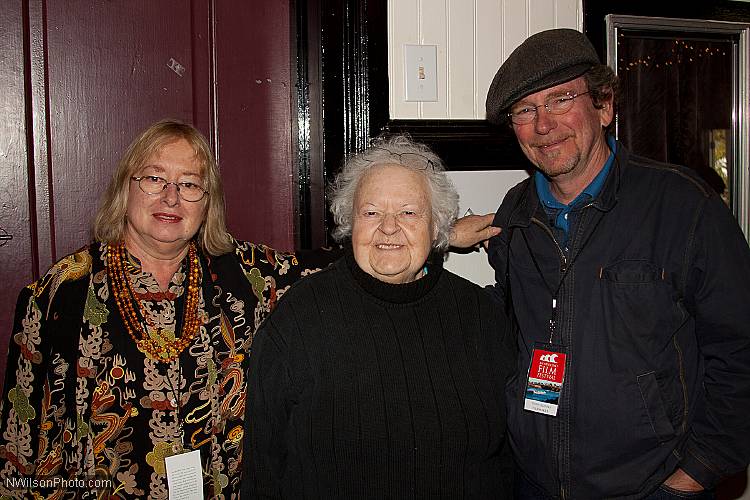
[[370, 147, 435, 170], [131, 175, 208, 202], [507, 91, 591, 125]]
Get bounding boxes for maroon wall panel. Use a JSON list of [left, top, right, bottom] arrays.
[[45, 1, 199, 260], [0, 0, 34, 392], [214, 2, 295, 251], [0, 0, 297, 392]]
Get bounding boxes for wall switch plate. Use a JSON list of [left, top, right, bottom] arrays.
[[404, 44, 438, 102]]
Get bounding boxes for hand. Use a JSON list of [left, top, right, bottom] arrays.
[[450, 213, 502, 249], [663, 468, 704, 492]]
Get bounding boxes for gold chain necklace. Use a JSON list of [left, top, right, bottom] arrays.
[[107, 241, 202, 362]]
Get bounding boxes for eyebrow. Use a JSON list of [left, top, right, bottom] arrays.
[[141, 165, 203, 178], [359, 201, 423, 208], [546, 90, 578, 98], [515, 90, 577, 105]]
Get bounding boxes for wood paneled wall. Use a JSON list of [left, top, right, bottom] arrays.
[[388, 0, 581, 119]]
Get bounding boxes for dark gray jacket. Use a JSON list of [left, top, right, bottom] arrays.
[[488, 142, 750, 499]]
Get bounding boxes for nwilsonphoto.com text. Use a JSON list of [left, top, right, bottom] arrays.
[[4, 476, 113, 490]]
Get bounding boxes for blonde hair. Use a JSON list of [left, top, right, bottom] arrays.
[[93, 119, 234, 256]]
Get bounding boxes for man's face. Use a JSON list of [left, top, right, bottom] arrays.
[[510, 76, 613, 181]]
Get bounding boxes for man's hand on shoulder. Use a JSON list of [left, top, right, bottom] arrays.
[[450, 213, 502, 249]]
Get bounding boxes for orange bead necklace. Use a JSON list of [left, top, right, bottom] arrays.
[[107, 240, 202, 363]]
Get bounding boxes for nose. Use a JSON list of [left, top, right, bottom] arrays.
[[533, 107, 557, 135], [378, 213, 400, 235], [161, 182, 180, 205]]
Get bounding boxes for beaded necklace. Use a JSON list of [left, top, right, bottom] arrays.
[[107, 240, 202, 363]]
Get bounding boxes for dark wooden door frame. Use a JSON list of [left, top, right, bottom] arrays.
[[584, 0, 750, 59]]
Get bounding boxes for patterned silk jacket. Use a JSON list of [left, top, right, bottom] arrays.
[[0, 240, 337, 499]]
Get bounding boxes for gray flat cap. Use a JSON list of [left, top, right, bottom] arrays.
[[485, 28, 600, 124]]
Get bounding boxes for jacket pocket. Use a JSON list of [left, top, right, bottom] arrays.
[[637, 371, 677, 443], [599, 259, 689, 443], [600, 260, 688, 344], [601, 259, 662, 283]]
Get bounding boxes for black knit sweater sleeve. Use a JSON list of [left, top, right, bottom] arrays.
[[244, 317, 293, 499]]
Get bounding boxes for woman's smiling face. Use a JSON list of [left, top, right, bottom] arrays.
[[124, 138, 207, 258], [351, 164, 434, 284]]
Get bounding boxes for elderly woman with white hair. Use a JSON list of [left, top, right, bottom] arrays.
[[243, 135, 516, 498]]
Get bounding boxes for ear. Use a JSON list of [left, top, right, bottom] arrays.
[[599, 94, 615, 128]]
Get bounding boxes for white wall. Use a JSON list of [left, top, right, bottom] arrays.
[[444, 169, 529, 284], [388, 0, 581, 120]]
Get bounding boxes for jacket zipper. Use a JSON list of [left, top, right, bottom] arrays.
[[530, 218, 568, 270], [531, 202, 598, 498], [530, 217, 568, 498]]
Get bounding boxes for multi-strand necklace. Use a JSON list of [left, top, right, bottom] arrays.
[[107, 240, 202, 363]]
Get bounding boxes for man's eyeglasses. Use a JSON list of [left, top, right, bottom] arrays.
[[370, 148, 435, 171], [131, 176, 207, 202], [507, 91, 590, 125]]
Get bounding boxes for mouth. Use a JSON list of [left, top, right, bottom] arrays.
[[535, 137, 569, 150], [375, 243, 404, 250], [153, 213, 183, 223]]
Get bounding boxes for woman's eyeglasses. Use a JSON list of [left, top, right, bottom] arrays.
[[131, 176, 207, 202], [369, 148, 435, 170]]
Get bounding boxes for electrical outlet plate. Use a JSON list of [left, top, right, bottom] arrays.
[[404, 44, 438, 102]]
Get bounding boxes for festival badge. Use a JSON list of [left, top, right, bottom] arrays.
[[524, 347, 567, 416]]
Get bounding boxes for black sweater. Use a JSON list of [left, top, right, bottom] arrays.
[[243, 252, 516, 499]]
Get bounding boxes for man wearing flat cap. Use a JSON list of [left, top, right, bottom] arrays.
[[483, 28, 750, 499]]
